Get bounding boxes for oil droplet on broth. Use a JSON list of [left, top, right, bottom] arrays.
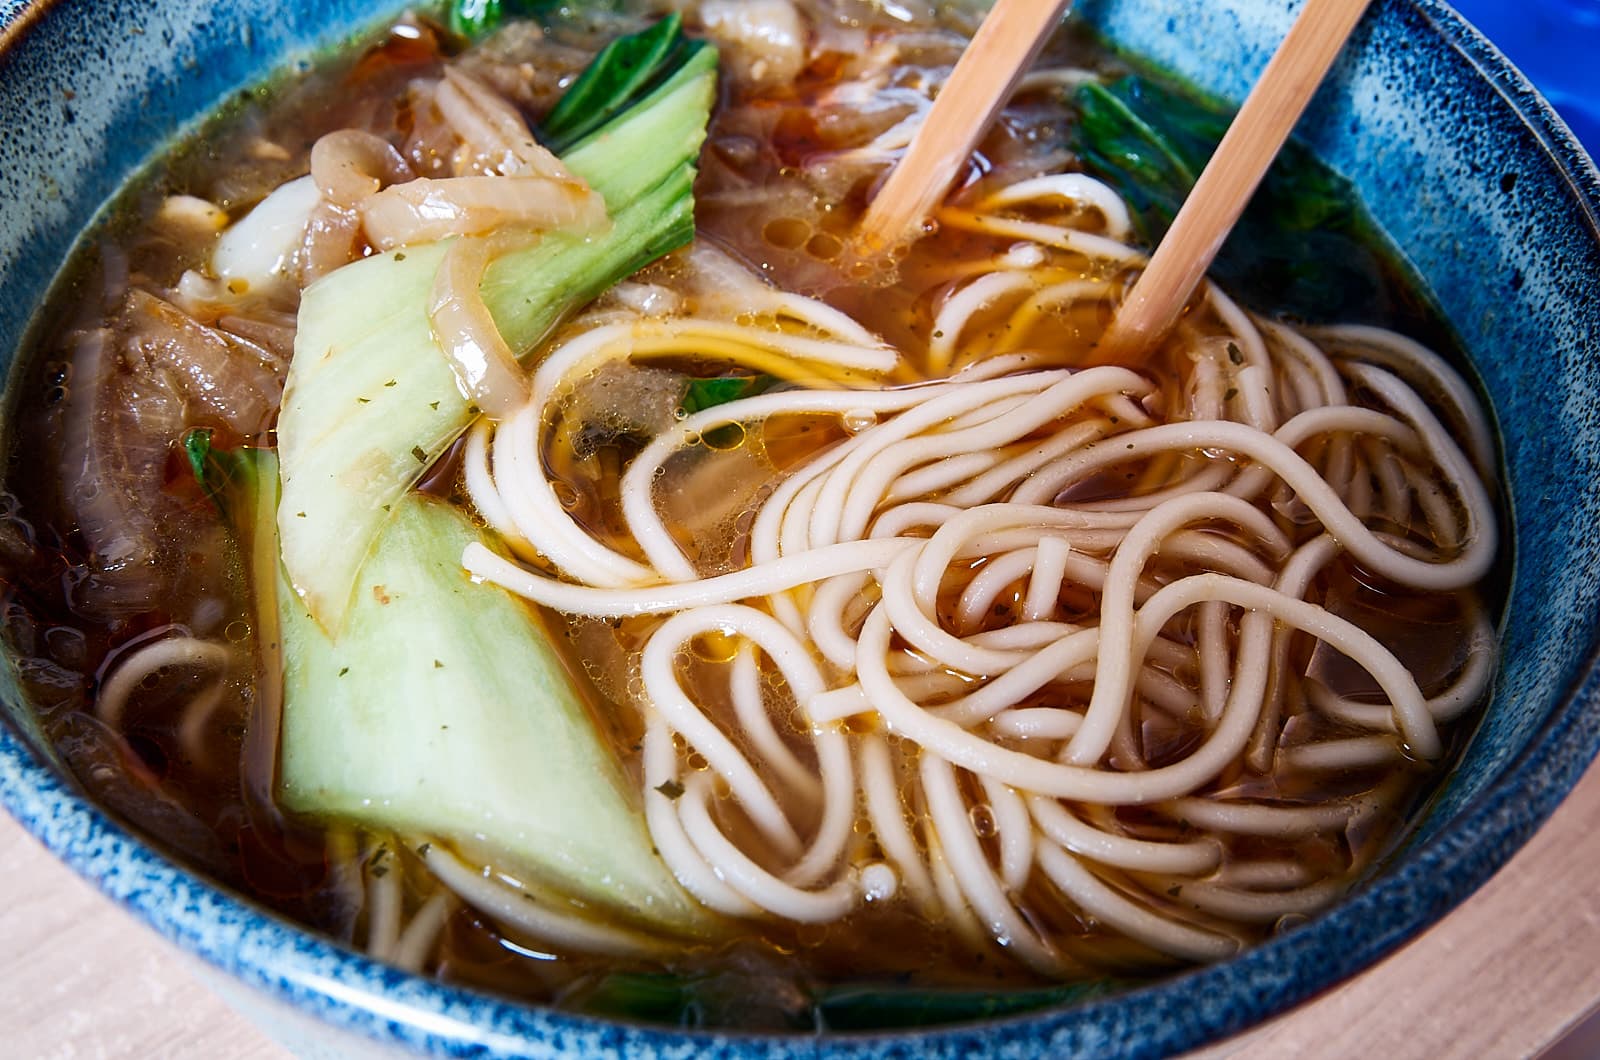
[[763, 216, 812, 250], [703, 422, 747, 452], [690, 628, 742, 663], [806, 230, 844, 260]]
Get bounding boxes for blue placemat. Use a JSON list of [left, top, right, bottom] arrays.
[[1451, 0, 1600, 155]]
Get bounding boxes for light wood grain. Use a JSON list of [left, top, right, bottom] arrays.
[[0, 814, 290, 1059], [855, 0, 1073, 251], [4, 757, 1600, 1057], [1096, 0, 1373, 361]]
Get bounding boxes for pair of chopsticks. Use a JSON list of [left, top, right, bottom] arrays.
[[857, 0, 1375, 361]]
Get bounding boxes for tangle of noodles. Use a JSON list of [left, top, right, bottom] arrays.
[[458, 168, 1499, 970]]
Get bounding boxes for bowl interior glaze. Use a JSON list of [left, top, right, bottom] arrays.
[[1, 0, 1599, 1057]]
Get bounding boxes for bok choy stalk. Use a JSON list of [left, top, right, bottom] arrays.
[[278, 22, 718, 632], [189, 431, 712, 936], [184, 429, 287, 827]]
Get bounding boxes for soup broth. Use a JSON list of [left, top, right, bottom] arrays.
[[0, 0, 1502, 1030]]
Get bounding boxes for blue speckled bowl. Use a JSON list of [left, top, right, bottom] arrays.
[[2, 0, 1598, 1056]]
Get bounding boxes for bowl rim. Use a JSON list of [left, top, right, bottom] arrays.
[[2, 0, 1600, 1056]]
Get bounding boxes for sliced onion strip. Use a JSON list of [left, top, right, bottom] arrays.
[[428, 236, 531, 417]]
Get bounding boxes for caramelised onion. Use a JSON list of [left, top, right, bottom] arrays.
[[360, 173, 607, 250], [122, 289, 283, 435], [427, 235, 532, 417], [699, 0, 806, 91], [435, 67, 573, 180], [298, 199, 365, 285], [309, 129, 416, 208]]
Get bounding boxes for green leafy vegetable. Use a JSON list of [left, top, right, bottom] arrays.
[[541, 13, 706, 154], [191, 430, 712, 937], [814, 980, 1124, 1031], [1069, 74, 1390, 321], [680, 373, 776, 416], [278, 34, 718, 633], [572, 972, 1127, 1030], [446, 0, 619, 39], [276, 491, 714, 937], [447, 0, 502, 38], [184, 429, 280, 607], [183, 428, 287, 822], [184, 428, 226, 506], [1072, 80, 1198, 226], [262, 21, 723, 912]]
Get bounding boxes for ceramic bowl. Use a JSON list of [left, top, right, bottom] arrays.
[[2, 0, 1598, 1056]]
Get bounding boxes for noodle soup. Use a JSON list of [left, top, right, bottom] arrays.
[[0, 0, 1503, 1029]]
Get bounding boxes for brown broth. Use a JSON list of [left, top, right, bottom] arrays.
[[0, 1, 1505, 1031]]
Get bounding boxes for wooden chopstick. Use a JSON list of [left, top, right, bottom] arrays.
[[855, 0, 1074, 252], [1095, 0, 1375, 362]]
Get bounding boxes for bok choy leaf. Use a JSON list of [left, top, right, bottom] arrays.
[[540, 13, 705, 154], [277, 28, 717, 633], [1069, 74, 1390, 322], [447, 0, 502, 38], [193, 433, 712, 937], [571, 971, 1126, 1030], [276, 491, 712, 936]]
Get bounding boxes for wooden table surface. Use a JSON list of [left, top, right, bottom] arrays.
[[4, 758, 1600, 1060]]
